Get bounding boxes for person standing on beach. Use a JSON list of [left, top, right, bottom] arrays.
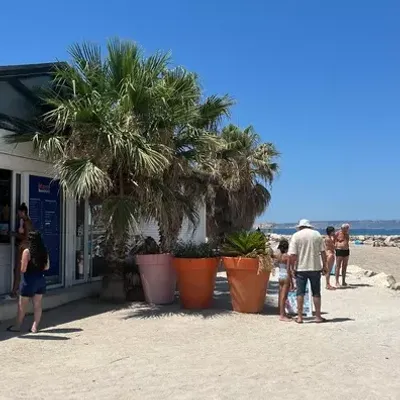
[[274, 238, 293, 322], [288, 219, 328, 324], [7, 231, 49, 333], [325, 226, 336, 290], [335, 223, 350, 287], [11, 203, 33, 298]]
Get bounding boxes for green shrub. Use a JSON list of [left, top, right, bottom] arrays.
[[173, 241, 217, 258]]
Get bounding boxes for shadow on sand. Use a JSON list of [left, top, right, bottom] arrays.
[[0, 298, 124, 343], [124, 276, 281, 320], [1, 276, 357, 340], [339, 283, 372, 290]]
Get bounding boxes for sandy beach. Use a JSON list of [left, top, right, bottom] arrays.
[[0, 250, 399, 400], [349, 244, 399, 281]]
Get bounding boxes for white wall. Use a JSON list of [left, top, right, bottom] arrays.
[[140, 204, 207, 244]]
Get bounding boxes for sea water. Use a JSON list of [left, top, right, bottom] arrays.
[[270, 228, 400, 236]]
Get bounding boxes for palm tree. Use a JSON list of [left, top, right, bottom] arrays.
[[146, 94, 234, 251], [7, 39, 233, 267], [206, 124, 279, 242]]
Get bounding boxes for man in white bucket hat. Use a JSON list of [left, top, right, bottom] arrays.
[[289, 219, 328, 323]]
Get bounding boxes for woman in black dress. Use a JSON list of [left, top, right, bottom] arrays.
[[7, 231, 49, 333]]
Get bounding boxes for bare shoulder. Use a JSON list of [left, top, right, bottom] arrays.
[[281, 253, 289, 262]]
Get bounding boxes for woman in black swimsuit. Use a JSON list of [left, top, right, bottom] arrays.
[[7, 231, 49, 333], [335, 224, 350, 287]]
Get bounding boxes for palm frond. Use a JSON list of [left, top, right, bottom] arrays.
[[196, 95, 234, 130], [102, 196, 140, 238], [57, 158, 112, 198]]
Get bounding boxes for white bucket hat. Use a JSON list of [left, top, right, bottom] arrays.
[[296, 219, 314, 228]]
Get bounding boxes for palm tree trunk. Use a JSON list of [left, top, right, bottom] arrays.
[[158, 213, 183, 253]]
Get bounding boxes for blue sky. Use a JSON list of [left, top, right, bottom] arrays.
[[1, 0, 399, 222]]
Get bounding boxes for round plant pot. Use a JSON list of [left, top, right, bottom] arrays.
[[173, 257, 219, 309], [222, 257, 271, 313], [136, 253, 176, 305]]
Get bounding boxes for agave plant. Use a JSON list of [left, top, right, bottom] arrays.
[[173, 241, 217, 259], [220, 231, 273, 273]]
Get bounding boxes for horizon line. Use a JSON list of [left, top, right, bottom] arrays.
[[257, 218, 400, 225]]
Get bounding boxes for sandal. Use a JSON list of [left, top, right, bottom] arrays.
[[326, 285, 336, 290], [315, 317, 327, 324], [294, 318, 304, 324]]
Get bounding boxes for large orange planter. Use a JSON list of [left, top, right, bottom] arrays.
[[222, 257, 271, 313], [173, 258, 219, 309]]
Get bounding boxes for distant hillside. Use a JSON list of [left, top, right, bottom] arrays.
[[264, 220, 400, 230]]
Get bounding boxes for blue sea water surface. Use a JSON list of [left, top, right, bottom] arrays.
[[270, 229, 400, 236]]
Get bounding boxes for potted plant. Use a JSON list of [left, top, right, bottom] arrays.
[[134, 236, 176, 305], [172, 241, 219, 309], [221, 231, 273, 313]]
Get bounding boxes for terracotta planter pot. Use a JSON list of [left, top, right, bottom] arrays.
[[136, 253, 176, 305], [173, 257, 219, 309], [222, 257, 271, 313]]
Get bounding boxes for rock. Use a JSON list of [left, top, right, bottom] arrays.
[[347, 265, 364, 275], [384, 237, 393, 246], [269, 234, 283, 242], [353, 269, 376, 279], [371, 273, 396, 288], [391, 282, 400, 291]]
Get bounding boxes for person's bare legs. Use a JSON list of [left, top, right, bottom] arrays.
[[11, 267, 21, 297], [279, 279, 291, 322], [296, 295, 304, 323], [313, 296, 323, 321], [341, 256, 349, 286], [325, 254, 336, 289], [16, 296, 30, 329], [335, 256, 343, 287], [31, 294, 43, 333]]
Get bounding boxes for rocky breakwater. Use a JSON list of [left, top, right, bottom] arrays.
[[353, 235, 400, 248], [268, 234, 291, 247], [267, 233, 400, 248]]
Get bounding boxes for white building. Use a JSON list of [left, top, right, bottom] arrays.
[[0, 63, 205, 315]]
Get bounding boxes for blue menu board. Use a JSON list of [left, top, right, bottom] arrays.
[[29, 176, 61, 281]]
